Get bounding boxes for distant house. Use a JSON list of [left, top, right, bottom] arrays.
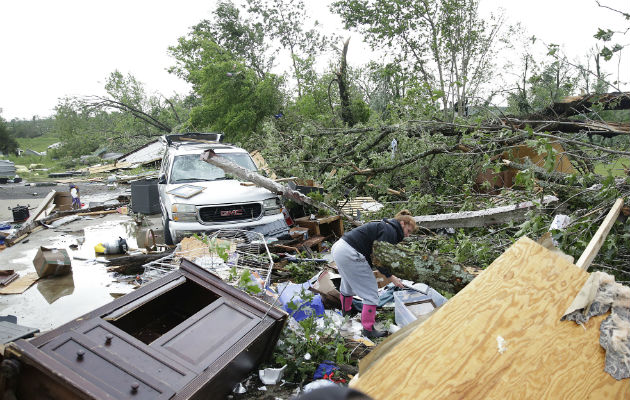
[[116, 139, 164, 165], [22, 149, 44, 157], [102, 152, 124, 160]]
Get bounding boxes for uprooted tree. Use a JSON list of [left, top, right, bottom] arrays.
[[248, 91, 630, 283]]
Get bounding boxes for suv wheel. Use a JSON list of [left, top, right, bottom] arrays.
[[164, 218, 174, 245]]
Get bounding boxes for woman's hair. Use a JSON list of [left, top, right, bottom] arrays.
[[394, 209, 417, 232]]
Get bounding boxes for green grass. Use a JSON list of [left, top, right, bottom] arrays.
[[594, 157, 630, 177], [16, 135, 61, 152]]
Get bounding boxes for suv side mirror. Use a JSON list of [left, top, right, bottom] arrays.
[[158, 174, 167, 184]]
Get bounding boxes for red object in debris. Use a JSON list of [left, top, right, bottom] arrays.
[[282, 207, 294, 226]]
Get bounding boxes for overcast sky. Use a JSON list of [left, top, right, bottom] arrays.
[[0, 0, 628, 121]]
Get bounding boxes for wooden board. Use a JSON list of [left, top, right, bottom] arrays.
[[250, 150, 277, 179], [0, 272, 39, 295], [338, 196, 377, 216], [352, 237, 629, 399], [0, 321, 39, 344], [25, 190, 56, 225], [87, 161, 132, 174], [576, 198, 624, 270]]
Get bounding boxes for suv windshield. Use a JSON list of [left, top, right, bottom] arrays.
[[169, 153, 257, 184]]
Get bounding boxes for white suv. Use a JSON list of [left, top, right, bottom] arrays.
[[158, 133, 288, 244]]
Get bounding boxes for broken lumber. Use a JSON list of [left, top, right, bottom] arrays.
[[413, 195, 558, 230], [372, 241, 480, 293], [201, 149, 360, 226], [6, 202, 128, 246], [24, 190, 56, 225], [575, 198, 624, 270]]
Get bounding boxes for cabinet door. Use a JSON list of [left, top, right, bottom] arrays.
[[41, 332, 175, 400], [151, 298, 261, 369], [77, 318, 196, 389]]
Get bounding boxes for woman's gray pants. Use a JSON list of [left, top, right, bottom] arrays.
[[331, 239, 379, 306]]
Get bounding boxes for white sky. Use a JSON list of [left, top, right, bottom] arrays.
[[0, 0, 628, 121]]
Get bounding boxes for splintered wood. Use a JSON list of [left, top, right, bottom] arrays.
[[352, 237, 629, 399]]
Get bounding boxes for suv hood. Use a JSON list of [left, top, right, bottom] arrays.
[[164, 180, 275, 206]]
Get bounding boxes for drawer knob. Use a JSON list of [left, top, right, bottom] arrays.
[[76, 350, 85, 361], [105, 334, 113, 345], [131, 382, 139, 394]]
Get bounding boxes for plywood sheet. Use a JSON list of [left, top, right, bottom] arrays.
[[353, 237, 629, 399]]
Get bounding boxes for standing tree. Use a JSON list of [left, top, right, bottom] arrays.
[[246, 0, 334, 98], [169, 0, 273, 83], [53, 71, 188, 156], [168, 4, 283, 141], [0, 116, 19, 155], [331, 0, 503, 121]]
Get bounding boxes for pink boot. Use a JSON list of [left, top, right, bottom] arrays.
[[340, 294, 355, 317], [361, 304, 387, 338]]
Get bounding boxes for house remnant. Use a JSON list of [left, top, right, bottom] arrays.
[[116, 139, 164, 166], [1, 259, 287, 399], [352, 237, 630, 399], [475, 142, 575, 191]]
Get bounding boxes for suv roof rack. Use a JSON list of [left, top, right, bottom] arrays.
[[162, 132, 224, 147]]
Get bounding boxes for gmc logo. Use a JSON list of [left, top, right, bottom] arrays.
[[221, 209, 244, 217]]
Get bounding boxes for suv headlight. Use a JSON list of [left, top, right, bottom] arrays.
[[263, 197, 282, 216], [172, 203, 197, 222]]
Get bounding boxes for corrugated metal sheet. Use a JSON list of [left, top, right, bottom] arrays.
[[117, 140, 164, 165]]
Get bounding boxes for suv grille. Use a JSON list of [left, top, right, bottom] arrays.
[[199, 203, 262, 223]]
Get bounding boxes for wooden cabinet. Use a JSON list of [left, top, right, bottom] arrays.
[[5, 259, 287, 400]]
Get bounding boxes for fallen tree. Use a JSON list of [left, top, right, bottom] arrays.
[[372, 241, 480, 293], [201, 149, 362, 226], [106, 251, 174, 275]]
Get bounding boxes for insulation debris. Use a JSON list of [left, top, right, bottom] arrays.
[[562, 271, 630, 380]]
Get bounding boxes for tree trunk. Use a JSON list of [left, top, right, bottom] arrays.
[[337, 38, 353, 127], [106, 251, 174, 275], [201, 149, 361, 226], [372, 241, 479, 294], [540, 92, 630, 118]]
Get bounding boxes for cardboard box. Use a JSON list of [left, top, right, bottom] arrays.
[[32, 247, 72, 278], [53, 192, 73, 211]]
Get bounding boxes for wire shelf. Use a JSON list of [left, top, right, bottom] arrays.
[[140, 229, 274, 287]]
